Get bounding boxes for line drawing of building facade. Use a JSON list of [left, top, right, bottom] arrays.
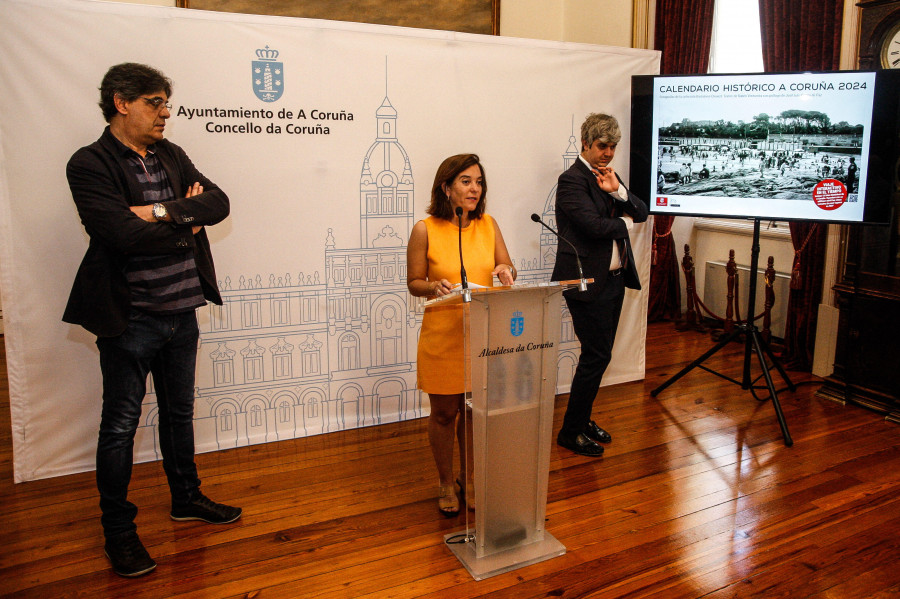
[[534, 124, 582, 395], [133, 88, 581, 460]]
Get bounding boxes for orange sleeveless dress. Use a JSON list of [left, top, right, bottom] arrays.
[[417, 214, 497, 395]]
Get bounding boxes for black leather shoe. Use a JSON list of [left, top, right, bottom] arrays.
[[557, 433, 604, 457], [585, 421, 612, 444]]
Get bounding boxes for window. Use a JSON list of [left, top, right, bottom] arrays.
[[307, 397, 319, 418], [302, 350, 321, 375], [278, 401, 292, 423], [272, 298, 289, 326], [708, 0, 764, 74], [380, 188, 395, 214], [244, 356, 263, 382], [299, 335, 322, 376], [219, 408, 233, 432], [707, 1, 786, 232], [339, 333, 359, 370], [214, 360, 234, 386], [249, 404, 263, 428], [302, 297, 318, 322], [242, 301, 261, 328], [210, 303, 231, 331], [274, 353, 292, 379], [375, 304, 401, 366]]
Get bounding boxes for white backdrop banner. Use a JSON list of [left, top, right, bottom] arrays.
[[0, 0, 660, 482]]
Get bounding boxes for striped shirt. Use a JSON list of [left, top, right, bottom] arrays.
[[125, 149, 206, 314]]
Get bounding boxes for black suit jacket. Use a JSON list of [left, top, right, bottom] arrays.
[[63, 127, 229, 337], [551, 159, 649, 301]]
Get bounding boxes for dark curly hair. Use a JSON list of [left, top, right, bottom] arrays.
[[98, 63, 172, 122]]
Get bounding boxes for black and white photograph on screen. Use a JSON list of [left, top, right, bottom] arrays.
[[654, 110, 862, 202], [649, 71, 876, 221]]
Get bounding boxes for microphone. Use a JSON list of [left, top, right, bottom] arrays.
[[531, 213, 588, 292], [455, 207, 471, 302]]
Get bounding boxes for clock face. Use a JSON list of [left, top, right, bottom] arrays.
[[881, 21, 900, 68]]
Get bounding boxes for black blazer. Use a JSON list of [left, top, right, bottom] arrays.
[[63, 127, 229, 337], [551, 159, 649, 301]]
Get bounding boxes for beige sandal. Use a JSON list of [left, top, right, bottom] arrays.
[[438, 483, 460, 517]]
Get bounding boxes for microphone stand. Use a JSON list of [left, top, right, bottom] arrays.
[[456, 206, 471, 303], [531, 213, 588, 292]]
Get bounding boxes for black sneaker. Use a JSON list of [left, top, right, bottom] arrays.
[[104, 531, 157, 577], [171, 493, 242, 524]]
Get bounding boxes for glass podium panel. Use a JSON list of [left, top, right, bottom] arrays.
[[430, 283, 569, 580]]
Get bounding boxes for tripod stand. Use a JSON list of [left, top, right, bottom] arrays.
[[651, 218, 795, 446]]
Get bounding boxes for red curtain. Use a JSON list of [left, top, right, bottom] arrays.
[[758, 0, 844, 369], [784, 222, 829, 369], [654, 0, 717, 76], [759, 0, 844, 72], [649, 0, 716, 321], [648, 215, 681, 320]]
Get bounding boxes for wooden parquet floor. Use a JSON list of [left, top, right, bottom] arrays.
[[1, 322, 899, 598]]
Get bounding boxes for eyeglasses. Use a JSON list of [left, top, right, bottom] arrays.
[[140, 96, 172, 111]]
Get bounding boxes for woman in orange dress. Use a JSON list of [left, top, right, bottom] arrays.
[[406, 154, 517, 516]]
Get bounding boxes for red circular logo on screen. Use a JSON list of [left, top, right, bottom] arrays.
[[812, 179, 847, 211]]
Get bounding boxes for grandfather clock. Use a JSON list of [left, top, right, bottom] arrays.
[[818, 1, 900, 419]]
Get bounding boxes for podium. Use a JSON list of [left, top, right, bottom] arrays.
[[425, 281, 576, 580]]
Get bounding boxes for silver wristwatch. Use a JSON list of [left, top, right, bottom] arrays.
[[152, 202, 168, 221]]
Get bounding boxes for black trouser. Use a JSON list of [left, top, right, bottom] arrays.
[[559, 272, 625, 439]]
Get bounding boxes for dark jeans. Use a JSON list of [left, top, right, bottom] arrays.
[[95, 310, 201, 539], [560, 274, 626, 439]]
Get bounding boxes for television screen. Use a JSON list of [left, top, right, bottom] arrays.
[[629, 70, 900, 224]]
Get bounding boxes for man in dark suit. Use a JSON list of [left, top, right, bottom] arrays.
[[64, 63, 241, 577], [551, 113, 649, 457]]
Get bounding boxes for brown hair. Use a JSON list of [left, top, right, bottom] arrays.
[[427, 154, 487, 221]]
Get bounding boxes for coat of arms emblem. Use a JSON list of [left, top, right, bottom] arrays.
[[253, 46, 283, 102], [510, 310, 524, 337]]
